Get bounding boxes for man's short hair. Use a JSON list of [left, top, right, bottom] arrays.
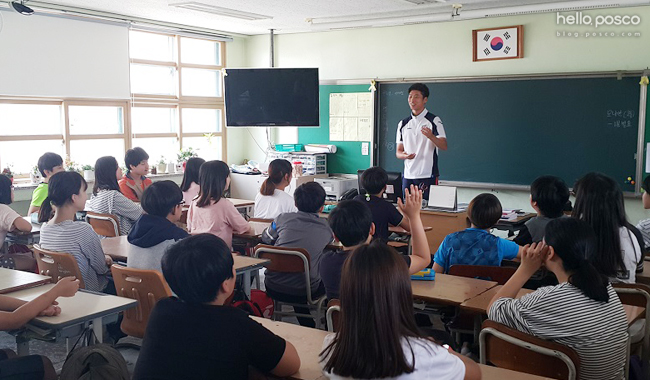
[[162, 234, 233, 303], [37, 152, 63, 177], [530, 176, 570, 218], [642, 175, 650, 194], [141, 180, 183, 217], [408, 83, 429, 99], [361, 167, 388, 195], [328, 200, 372, 247], [124, 147, 149, 171], [467, 193, 502, 229], [294, 182, 326, 213]]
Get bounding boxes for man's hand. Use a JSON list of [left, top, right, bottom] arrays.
[[399, 152, 416, 160], [421, 126, 434, 139]]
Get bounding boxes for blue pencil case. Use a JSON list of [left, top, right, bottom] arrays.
[[411, 269, 435, 281]]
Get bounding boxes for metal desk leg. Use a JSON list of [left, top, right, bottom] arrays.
[[16, 335, 30, 356], [92, 318, 103, 343], [243, 272, 251, 299]]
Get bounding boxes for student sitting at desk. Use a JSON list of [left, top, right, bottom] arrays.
[[319, 186, 430, 300], [254, 159, 297, 219], [88, 156, 143, 236], [354, 166, 410, 242], [128, 181, 188, 272], [0, 175, 34, 270], [133, 234, 300, 380], [187, 160, 251, 249], [180, 157, 205, 204], [320, 240, 480, 380], [261, 182, 332, 327], [0, 276, 78, 380], [119, 147, 152, 202], [514, 175, 569, 246], [573, 172, 643, 283], [38, 172, 114, 293], [27, 152, 64, 216], [488, 218, 628, 380], [433, 193, 522, 274]]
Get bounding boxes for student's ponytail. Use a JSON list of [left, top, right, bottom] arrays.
[[38, 197, 54, 223], [37, 171, 87, 223], [260, 159, 292, 196], [545, 218, 610, 303]]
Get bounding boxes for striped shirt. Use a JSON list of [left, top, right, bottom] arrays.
[[88, 190, 143, 236], [488, 283, 628, 380], [39, 220, 109, 292]]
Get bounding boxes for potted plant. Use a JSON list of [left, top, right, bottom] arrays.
[[64, 157, 81, 173], [177, 147, 198, 171], [30, 165, 42, 184], [1, 166, 13, 184], [82, 165, 94, 182], [157, 157, 167, 174]]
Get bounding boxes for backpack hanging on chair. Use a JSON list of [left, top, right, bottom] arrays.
[[60, 328, 129, 380]]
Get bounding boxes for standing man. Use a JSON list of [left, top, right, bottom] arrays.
[[396, 83, 447, 201]]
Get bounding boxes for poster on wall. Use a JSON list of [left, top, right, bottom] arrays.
[[329, 93, 373, 142], [473, 25, 524, 62]]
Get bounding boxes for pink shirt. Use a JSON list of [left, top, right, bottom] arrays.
[[187, 197, 250, 248], [182, 182, 200, 204]]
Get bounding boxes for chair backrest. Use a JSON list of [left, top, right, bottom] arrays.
[[86, 211, 121, 237], [613, 282, 650, 363], [253, 244, 316, 301], [480, 320, 580, 380], [111, 264, 172, 338], [180, 207, 188, 225], [449, 265, 517, 285], [249, 218, 273, 223], [326, 299, 341, 333], [33, 245, 85, 289]]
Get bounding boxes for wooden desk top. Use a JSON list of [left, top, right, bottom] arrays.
[[494, 213, 536, 227], [411, 274, 498, 306], [254, 316, 553, 380], [100, 236, 269, 273], [461, 285, 644, 326], [6, 283, 136, 329], [228, 198, 255, 207], [234, 221, 271, 239], [0, 268, 51, 294]]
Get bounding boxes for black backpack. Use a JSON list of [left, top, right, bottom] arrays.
[[60, 328, 129, 380]]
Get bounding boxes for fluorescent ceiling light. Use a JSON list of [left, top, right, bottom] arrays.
[[170, 2, 272, 20]]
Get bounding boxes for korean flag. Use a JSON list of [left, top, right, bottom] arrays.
[[476, 27, 519, 60]]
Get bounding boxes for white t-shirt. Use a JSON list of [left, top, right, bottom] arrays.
[[615, 226, 642, 283], [0, 204, 20, 244], [320, 334, 465, 380], [254, 189, 297, 219], [395, 108, 446, 179]]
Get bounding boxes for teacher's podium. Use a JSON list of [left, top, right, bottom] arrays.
[[420, 209, 468, 253]]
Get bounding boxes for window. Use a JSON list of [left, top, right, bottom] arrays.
[[0, 31, 226, 177]]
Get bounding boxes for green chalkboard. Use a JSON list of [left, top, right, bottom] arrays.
[[377, 76, 643, 191], [298, 84, 372, 174]]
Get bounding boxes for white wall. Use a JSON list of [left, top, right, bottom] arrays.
[[0, 10, 130, 99], [232, 5, 650, 223]]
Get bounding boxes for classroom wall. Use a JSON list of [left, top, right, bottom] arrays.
[[232, 5, 650, 223]]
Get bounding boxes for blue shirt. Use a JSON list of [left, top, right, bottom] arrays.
[[434, 228, 519, 273]]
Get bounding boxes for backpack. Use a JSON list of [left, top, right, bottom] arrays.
[[60, 328, 130, 380], [232, 290, 274, 319]]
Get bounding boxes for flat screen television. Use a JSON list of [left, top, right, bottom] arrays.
[[357, 169, 403, 204], [224, 68, 319, 127]]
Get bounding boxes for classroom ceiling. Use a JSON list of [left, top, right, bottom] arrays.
[[12, 0, 650, 35]]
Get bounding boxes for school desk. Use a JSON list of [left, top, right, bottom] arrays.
[[4, 217, 41, 248], [6, 283, 136, 355], [493, 213, 536, 237], [227, 198, 255, 217], [411, 274, 498, 306], [253, 316, 554, 380], [0, 267, 51, 294], [100, 236, 269, 298]]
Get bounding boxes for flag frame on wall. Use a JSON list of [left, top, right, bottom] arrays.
[[473, 25, 524, 62]]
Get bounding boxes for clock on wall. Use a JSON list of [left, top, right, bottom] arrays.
[[473, 25, 524, 62]]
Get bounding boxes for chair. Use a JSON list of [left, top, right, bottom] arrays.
[[253, 244, 327, 329], [326, 299, 341, 333], [86, 211, 121, 237], [449, 265, 517, 285], [613, 282, 650, 371], [480, 320, 580, 380], [180, 207, 188, 225], [249, 218, 274, 223], [33, 245, 85, 289], [111, 264, 172, 338]]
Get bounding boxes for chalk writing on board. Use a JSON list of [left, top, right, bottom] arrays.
[[384, 141, 396, 152], [607, 109, 635, 128]]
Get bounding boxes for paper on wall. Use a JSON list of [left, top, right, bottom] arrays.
[[343, 118, 358, 141], [646, 143, 650, 173], [358, 117, 372, 141], [357, 93, 373, 117], [329, 117, 344, 141]]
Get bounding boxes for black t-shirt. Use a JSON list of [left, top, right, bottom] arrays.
[[133, 297, 286, 380], [353, 194, 404, 242], [319, 248, 412, 300]]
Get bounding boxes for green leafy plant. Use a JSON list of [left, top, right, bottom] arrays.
[[177, 147, 198, 163], [64, 157, 81, 173], [82, 165, 93, 171], [31, 165, 40, 176], [158, 157, 167, 166]]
